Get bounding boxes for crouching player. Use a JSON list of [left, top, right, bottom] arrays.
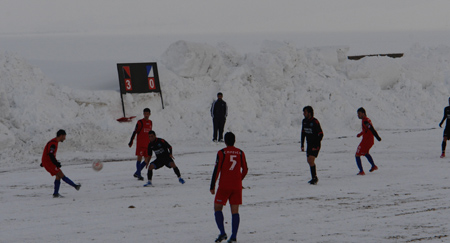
[[210, 132, 248, 243], [41, 129, 81, 198], [143, 131, 185, 186]]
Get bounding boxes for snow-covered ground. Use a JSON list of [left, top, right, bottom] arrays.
[[2, 128, 449, 242], [2, 1, 450, 242]]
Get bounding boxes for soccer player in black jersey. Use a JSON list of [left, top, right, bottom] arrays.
[[300, 106, 323, 185], [439, 97, 450, 158], [143, 131, 185, 186]]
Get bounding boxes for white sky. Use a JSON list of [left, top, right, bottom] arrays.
[[1, 0, 450, 35]]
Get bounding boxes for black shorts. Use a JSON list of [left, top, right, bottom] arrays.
[[444, 127, 450, 139], [150, 157, 174, 170], [306, 145, 320, 158]]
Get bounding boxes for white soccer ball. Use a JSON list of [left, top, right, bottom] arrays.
[[92, 161, 103, 171]]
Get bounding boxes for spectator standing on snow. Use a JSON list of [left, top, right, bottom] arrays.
[[211, 92, 228, 142], [300, 106, 323, 185], [439, 97, 450, 158], [210, 132, 248, 243], [128, 108, 153, 180], [355, 107, 381, 175], [41, 129, 81, 198]]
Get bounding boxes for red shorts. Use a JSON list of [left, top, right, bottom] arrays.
[[214, 188, 242, 205], [136, 146, 149, 157], [44, 163, 61, 176], [356, 141, 373, 156]]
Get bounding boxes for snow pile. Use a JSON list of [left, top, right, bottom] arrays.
[[1, 41, 450, 169]]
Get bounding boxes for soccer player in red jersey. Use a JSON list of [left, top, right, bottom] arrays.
[[355, 107, 381, 175], [41, 129, 80, 198], [128, 108, 153, 180], [210, 132, 248, 243], [301, 106, 323, 185]]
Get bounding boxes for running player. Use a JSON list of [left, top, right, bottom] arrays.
[[439, 97, 450, 158], [41, 129, 81, 198], [210, 132, 248, 243], [355, 107, 381, 175], [301, 106, 323, 185], [128, 108, 152, 180], [143, 131, 185, 186]]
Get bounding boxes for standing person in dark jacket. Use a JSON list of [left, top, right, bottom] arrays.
[[355, 107, 381, 175], [211, 92, 228, 142], [41, 129, 81, 198], [301, 106, 323, 185], [439, 97, 450, 158]]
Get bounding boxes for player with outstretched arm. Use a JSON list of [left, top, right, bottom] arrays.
[[210, 132, 248, 243], [143, 131, 185, 186]]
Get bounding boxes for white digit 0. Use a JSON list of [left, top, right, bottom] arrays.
[[149, 79, 155, 88]]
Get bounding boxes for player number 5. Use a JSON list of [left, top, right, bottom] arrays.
[[229, 155, 237, 170]]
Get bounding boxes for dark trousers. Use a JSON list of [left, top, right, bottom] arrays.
[[213, 117, 226, 141]]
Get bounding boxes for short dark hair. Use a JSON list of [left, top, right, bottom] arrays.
[[224, 132, 235, 146], [56, 129, 66, 137], [357, 107, 366, 114], [143, 108, 151, 113], [303, 106, 314, 117], [148, 130, 156, 136], [217, 92, 223, 96]]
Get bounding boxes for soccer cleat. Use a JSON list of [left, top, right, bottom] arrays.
[[143, 181, 152, 187], [357, 171, 365, 175], [218, 139, 224, 142], [308, 177, 318, 185], [227, 238, 237, 243], [440, 153, 445, 158], [75, 184, 81, 191], [212, 139, 217, 142], [178, 178, 185, 184], [215, 234, 227, 242], [369, 165, 378, 172], [53, 193, 64, 198], [134, 173, 144, 181]]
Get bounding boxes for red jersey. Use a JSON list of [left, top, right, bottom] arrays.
[[210, 146, 248, 190], [135, 118, 152, 147], [359, 117, 375, 145], [41, 138, 58, 167]]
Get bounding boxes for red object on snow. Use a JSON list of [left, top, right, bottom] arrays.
[[117, 116, 136, 123]]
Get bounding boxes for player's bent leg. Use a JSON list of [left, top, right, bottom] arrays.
[[355, 156, 364, 175], [169, 162, 185, 184]]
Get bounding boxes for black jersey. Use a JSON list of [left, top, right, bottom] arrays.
[[147, 138, 172, 158], [301, 117, 324, 148], [440, 106, 450, 128]]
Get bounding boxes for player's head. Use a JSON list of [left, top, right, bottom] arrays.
[[148, 130, 156, 143], [448, 97, 450, 105], [357, 107, 366, 119], [143, 108, 151, 119], [217, 92, 223, 99], [224, 132, 235, 146], [303, 106, 314, 118], [56, 129, 66, 142]]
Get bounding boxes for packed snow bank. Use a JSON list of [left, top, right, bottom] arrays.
[[1, 41, 449, 169]]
